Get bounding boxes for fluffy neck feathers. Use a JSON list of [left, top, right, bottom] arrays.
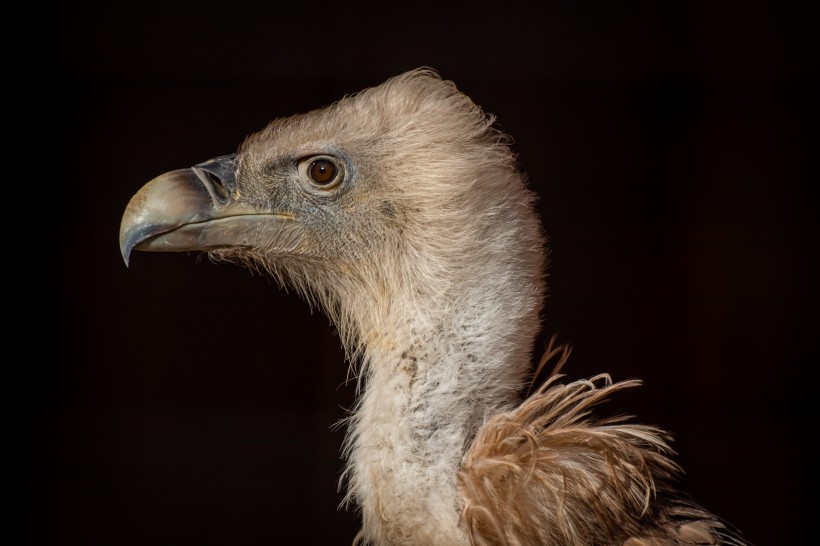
[[336, 200, 545, 544]]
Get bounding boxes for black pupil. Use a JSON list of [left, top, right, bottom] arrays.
[[310, 160, 336, 185]]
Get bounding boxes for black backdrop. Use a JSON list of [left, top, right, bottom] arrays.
[[25, 1, 814, 544]]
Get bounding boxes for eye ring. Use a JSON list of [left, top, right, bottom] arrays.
[[298, 156, 344, 190]]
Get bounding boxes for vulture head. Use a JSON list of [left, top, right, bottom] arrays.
[[121, 69, 543, 380], [120, 69, 747, 545]]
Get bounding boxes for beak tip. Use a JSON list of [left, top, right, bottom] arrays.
[[119, 232, 135, 267]]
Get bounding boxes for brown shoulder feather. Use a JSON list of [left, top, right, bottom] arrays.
[[458, 342, 750, 545]]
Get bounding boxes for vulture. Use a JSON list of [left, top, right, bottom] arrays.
[[119, 69, 748, 545]]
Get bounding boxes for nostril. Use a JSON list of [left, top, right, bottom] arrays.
[[203, 170, 229, 202], [193, 154, 237, 205]]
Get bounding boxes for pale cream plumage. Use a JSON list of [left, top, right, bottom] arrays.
[[119, 69, 749, 545]]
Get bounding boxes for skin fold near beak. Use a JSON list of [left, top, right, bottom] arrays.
[[119, 154, 299, 266]]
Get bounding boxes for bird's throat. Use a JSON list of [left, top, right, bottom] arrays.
[[344, 307, 529, 545]]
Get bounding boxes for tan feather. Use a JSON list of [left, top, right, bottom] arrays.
[[459, 340, 747, 545]]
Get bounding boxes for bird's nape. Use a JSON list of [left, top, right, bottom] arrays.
[[119, 68, 750, 546]]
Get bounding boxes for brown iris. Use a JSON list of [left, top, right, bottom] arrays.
[[308, 159, 338, 185]]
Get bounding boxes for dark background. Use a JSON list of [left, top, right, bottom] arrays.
[[24, 1, 814, 544]]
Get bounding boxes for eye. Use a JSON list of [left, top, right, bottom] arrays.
[[309, 159, 337, 185], [299, 156, 344, 190]]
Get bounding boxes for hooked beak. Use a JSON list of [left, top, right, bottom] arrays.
[[119, 154, 300, 265]]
